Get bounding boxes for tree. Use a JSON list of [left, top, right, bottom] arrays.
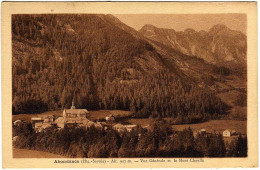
[[235, 134, 247, 157], [61, 88, 67, 108]]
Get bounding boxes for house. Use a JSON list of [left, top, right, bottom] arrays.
[[35, 122, 43, 131], [13, 120, 22, 126], [31, 117, 43, 124], [34, 122, 52, 133], [105, 114, 115, 122], [31, 117, 44, 130], [223, 130, 231, 137], [12, 136, 18, 142], [97, 122, 108, 130], [223, 130, 237, 137], [113, 123, 126, 133], [196, 129, 212, 137], [143, 125, 153, 131], [86, 120, 103, 129], [113, 124, 137, 133], [65, 117, 89, 128], [43, 116, 54, 123], [124, 125, 137, 132], [55, 117, 65, 129], [231, 130, 237, 136], [199, 129, 206, 135], [32, 116, 55, 132]]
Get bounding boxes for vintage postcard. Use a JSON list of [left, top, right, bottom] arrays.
[[2, 2, 258, 168]]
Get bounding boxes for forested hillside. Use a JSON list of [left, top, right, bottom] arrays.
[[12, 14, 228, 122]]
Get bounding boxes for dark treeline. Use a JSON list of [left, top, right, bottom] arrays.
[[12, 14, 228, 121], [13, 121, 247, 158]]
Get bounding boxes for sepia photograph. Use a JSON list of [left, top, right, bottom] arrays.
[[11, 13, 248, 158], [2, 2, 258, 168]]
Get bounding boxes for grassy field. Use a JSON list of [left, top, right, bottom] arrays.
[[217, 90, 241, 106], [88, 110, 132, 121], [172, 120, 247, 135], [13, 148, 64, 158], [127, 118, 246, 135], [217, 89, 247, 120], [12, 110, 63, 121]]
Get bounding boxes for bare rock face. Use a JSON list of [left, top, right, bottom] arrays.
[[139, 24, 247, 68]]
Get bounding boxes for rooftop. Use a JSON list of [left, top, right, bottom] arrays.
[[64, 109, 89, 114]]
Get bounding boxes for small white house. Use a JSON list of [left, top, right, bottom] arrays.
[[223, 130, 231, 137], [223, 130, 236, 137]]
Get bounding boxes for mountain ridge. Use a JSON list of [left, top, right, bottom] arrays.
[[139, 23, 247, 67]]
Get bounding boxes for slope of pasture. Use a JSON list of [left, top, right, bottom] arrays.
[[13, 148, 64, 158], [172, 120, 247, 135], [216, 89, 247, 120], [87, 110, 133, 121], [225, 74, 247, 89], [127, 118, 246, 135], [217, 90, 241, 106], [12, 110, 63, 121]]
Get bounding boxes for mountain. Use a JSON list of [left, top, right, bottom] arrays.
[[139, 24, 247, 68], [12, 14, 229, 123]]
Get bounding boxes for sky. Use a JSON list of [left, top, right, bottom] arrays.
[[114, 14, 247, 34]]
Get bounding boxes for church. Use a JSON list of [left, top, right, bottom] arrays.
[[55, 102, 90, 128], [63, 101, 89, 119]]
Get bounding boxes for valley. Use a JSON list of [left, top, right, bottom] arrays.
[[12, 108, 247, 135], [11, 14, 248, 158]]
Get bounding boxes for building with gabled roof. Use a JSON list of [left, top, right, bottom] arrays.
[[223, 129, 237, 137], [63, 102, 89, 119], [13, 120, 22, 126]]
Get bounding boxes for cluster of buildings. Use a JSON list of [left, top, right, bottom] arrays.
[[13, 102, 238, 138], [27, 102, 137, 133], [193, 128, 237, 137]]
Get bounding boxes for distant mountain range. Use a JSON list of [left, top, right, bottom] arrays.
[[139, 24, 247, 68]]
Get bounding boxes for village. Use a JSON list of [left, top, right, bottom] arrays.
[[13, 102, 239, 139], [13, 102, 139, 134]]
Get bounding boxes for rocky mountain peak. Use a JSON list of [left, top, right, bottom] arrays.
[[139, 23, 246, 67], [184, 28, 196, 34], [209, 24, 229, 34]]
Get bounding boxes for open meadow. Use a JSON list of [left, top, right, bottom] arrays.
[[13, 148, 64, 158], [127, 118, 246, 134], [172, 119, 247, 135]]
